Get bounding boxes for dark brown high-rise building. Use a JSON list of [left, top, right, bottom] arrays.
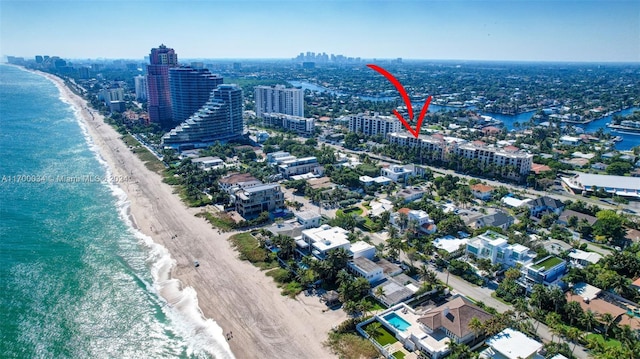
[[147, 44, 178, 127]]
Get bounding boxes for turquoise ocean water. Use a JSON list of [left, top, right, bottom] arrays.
[[0, 65, 231, 358]]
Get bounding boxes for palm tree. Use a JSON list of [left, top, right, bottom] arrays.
[[580, 309, 597, 333], [418, 264, 437, 284], [548, 286, 566, 313], [599, 312, 616, 340], [468, 317, 485, 344], [565, 326, 583, 356], [374, 286, 385, 299], [513, 298, 529, 321], [364, 321, 382, 338], [565, 301, 583, 327]]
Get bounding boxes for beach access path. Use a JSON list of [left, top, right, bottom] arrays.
[[41, 71, 346, 359]]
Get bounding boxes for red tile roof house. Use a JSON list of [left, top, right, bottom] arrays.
[[470, 183, 494, 201]]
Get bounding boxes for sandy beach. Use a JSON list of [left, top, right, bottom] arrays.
[[38, 70, 347, 358]]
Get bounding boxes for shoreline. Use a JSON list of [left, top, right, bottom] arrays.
[[32, 67, 345, 358]]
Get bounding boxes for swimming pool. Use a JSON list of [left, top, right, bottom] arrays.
[[384, 312, 411, 331]]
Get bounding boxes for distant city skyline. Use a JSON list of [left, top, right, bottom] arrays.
[[1, 0, 638, 62]]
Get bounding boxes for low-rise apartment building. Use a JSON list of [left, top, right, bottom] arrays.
[[386, 132, 533, 179], [262, 113, 315, 135]]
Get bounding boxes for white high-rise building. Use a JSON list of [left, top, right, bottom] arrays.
[[134, 75, 148, 101], [254, 85, 304, 118]]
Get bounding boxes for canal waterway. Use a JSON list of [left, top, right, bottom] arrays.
[[289, 80, 639, 151]]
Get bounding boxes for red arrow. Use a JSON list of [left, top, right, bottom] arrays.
[[367, 64, 432, 138]]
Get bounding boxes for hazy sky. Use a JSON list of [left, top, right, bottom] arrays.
[[1, 0, 639, 62]]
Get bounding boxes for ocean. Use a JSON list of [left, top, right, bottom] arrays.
[[0, 65, 230, 358]]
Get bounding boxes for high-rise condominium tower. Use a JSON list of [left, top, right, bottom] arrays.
[[169, 66, 223, 123], [254, 85, 304, 118], [147, 44, 178, 127], [162, 84, 244, 149]]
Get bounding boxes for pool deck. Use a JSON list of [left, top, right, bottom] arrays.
[[377, 304, 451, 355]]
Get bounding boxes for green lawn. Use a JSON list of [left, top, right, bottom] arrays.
[[363, 322, 398, 346], [585, 333, 622, 349], [363, 296, 385, 311], [532, 256, 564, 270], [341, 207, 364, 216], [392, 351, 406, 359]]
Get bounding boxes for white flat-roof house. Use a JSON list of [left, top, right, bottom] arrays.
[[348, 257, 384, 283], [466, 231, 535, 267], [349, 241, 376, 260], [381, 165, 414, 183], [359, 175, 392, 186], [301, 225, 350, 259], [295, 210, 321, 229], [278, 156, 320, 178], [480, 328, 544, 359], [191, 156, 224, 169], [568, 249, 602, 268]]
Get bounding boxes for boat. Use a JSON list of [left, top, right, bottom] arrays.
[[612, 136, 623, 143]]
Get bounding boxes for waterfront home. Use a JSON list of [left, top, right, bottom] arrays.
[[191, 156, 224, 170], [480, 328, 544, 359], [233, 183, 285, 219], [348, 257, 384, 284], [219, 172, 262, 194], [300, 225, 350, 259], [371, 277, 417, 307], [362, 295, 492, 359], [560, 135, 581, 146]]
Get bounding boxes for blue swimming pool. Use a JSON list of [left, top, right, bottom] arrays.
[[384, 313, 411, 331]]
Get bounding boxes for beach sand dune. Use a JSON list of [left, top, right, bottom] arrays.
[[40, 71, 346, 358]]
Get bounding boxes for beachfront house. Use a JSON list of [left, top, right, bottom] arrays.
[[348, 257, 384, 284], [362, 295, 493, 359], [300, 225, 350, 259], [233, 183, 285, 218], [480, 328, 545, 359]]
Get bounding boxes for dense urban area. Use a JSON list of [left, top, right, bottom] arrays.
[[9, 51, 640, 359]]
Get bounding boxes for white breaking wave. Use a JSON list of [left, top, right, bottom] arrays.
[[51, 75, 235, 359]]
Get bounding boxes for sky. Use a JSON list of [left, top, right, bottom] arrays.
[[1, 0, 639, 62]]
